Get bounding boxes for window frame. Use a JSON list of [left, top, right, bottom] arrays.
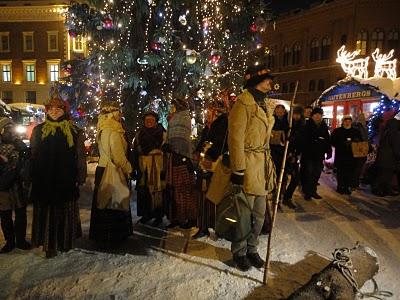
[[1, 91, 13, 103], [371, 28, 384, 51], [310, 39, 320, 62], [25, 91, 37, 104], [47, 59, 61, 82], [283, 45, 291, 67], [356, 30, 368, 55], [22, 60, 36, 83], [73, 36, 84, 52], [0, 61, 12, 83], [292, 42, 301, 65], [309, 80, 316, 92], [23, 32, 34, 52], [387, 29, 398, 50], [321, 36, 331, 60], [47, 31, 59, 52], [0, 32, 10, 53]]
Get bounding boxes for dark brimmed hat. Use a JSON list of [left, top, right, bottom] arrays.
[[244, 65, 274, 89], [311, 107, 324, 116]]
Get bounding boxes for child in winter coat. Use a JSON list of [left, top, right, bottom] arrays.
[[0, 117, 31, 253]]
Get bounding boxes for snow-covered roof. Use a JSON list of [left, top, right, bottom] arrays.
[[358, 77, 400, 100]]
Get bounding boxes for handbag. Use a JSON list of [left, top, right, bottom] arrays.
[[216, 186, 252, 243], [97, 132, 131, 211], [351, 141, 369, 158]]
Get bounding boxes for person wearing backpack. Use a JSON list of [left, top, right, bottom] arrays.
[[0, 117, 31, 253]]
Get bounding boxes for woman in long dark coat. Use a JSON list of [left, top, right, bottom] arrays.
[[30, 97, 86, 258], [331, 115, 362, 195]]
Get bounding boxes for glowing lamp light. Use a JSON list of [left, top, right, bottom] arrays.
[[15, 125, 27, 134]]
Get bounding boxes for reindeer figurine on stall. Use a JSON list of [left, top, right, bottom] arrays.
[[372, 48, 397, 79], [336, 46, 370, 79]]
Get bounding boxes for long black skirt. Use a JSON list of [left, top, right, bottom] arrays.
[[89, 166, 133, 246], [32, 200, 82, 253]]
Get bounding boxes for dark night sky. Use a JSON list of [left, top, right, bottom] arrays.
[[267, 0, 321, 14]]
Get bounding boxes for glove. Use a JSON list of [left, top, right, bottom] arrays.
[[231, 171, 244, 185], [161, 143, 171, 153]]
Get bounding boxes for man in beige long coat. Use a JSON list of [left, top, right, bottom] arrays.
[[229, 65, 275, 271]]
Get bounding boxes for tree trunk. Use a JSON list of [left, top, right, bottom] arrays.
[[287, 245, 379, 300]]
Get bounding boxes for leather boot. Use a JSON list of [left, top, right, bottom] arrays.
[[233, 254, 252, 271]]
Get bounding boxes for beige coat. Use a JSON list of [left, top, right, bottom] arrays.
[[98, 128, 132, 176], [229, 89, 275, 195]]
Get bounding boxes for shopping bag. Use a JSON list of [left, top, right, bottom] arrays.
[[351, 141, 369, 158]]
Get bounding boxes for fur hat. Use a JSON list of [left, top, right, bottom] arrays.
[[342, 114, 352, 121], [45, 96, 68, 111], [311, 107, 324, 116], [100, 101, 120, 114], [244, 65, 274, 89]]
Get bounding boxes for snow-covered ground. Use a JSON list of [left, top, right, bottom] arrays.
[[1, 165, 399, 300]]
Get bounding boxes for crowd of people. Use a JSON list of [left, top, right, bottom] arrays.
[[0, 65, 399, 272]]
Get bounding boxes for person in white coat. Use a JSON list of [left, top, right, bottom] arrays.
[[89, 101, 133, 248]]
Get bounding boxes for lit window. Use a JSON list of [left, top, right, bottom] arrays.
[[23, 32, 34, 52], [0, 32, 10, 52], [2, 64, 11, 82], [26, 64, 35, 82], [73, 36, 84, 52], [356, 30, 368, 55], [371, 29, 384, 51], [50, 64, 59, 82], [47, 32, 59, 52]]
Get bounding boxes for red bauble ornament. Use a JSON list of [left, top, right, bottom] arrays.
[[103, 17, 113, 29], [68, 30, 77, 38], [249, 23, 257, 32], [211, 54, 221, 65], [77, 106, 85, 117], [150, 41, 161, 51]]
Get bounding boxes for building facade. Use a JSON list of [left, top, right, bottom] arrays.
[[0, 1, 87, 105], [265, 0, 400, 106]]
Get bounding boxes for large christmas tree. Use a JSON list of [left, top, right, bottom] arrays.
[[59, 0, 271, 136]]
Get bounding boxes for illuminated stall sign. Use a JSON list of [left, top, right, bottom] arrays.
[[327, 90, 372, 101]]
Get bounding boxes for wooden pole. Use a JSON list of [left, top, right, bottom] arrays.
[[263, 81, 299, 285]]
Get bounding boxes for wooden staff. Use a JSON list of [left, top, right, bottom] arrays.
[[263, 81, 299, 285]]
